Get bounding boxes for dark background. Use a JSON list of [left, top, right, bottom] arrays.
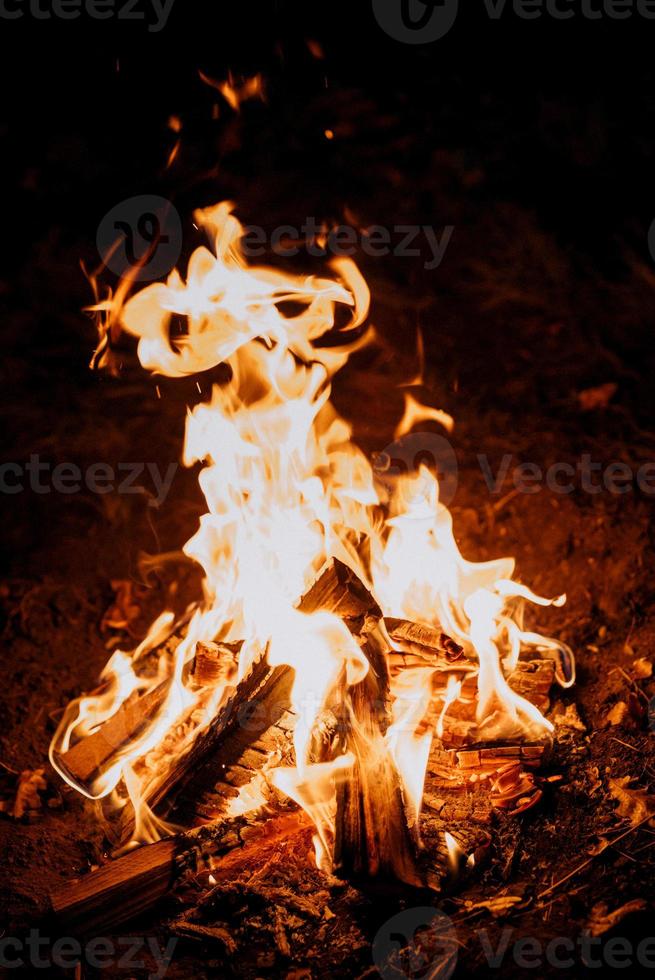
[[3, 0, 655, 579]]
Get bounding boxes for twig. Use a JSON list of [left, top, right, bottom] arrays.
[[537, 814, 653, 899], [609, 737, 640, 753], [492, 487, 522, 514]]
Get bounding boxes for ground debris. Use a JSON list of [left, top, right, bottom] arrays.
[[584, 898, 648, 937], [0, 766, 48, 819], [608, 776, 655, 827], [576, 381, 617, 411], [551, 700, 586, 732]]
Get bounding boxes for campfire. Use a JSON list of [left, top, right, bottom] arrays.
[[48, 201, 575, 933]]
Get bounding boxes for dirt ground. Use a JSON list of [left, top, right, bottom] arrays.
[[2, 10, 655, 977]]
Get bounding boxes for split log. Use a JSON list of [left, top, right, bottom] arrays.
[[384, 617, 464, 662], [117, 656, 293, 843], [191, 640, 240, 689], [333, 622, 438, 888], [115, 559, 374, 839], [135, 658, 292, 815], [50, 809, 311, 935], [57, 559, 370, 828], [299, 558, 380, 620], [57, 682, 170, 790], [50, 837, 178, 935]]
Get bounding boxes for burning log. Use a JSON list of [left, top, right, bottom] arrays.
[[129, 655, 293, 828], [57, 682, 170, 789], [384, 617, 464, 662], [299, 558, 380, 621], [127, 559, 375, 829], [428, 659, 557, 746], [58, 559, 375, 842], [50, 809, 312, 935], [333, 622, 438, 888]]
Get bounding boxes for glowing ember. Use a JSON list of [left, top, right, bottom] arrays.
[[50, 202, 574, 873]]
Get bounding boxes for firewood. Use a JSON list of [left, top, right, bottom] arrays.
[[58, 559, 369, 827], [50, 809, 311, 934], [299, 558, 380, 620], [384, 617, 464, 662], [118, 559, 374, 839], [508, 659, 556, 696], [57, 682, 170, 789], [456, 745, 546, 769], [50, 837, 178, 934], [422, 791, 493, 825], [429, 659, 557, 748], [192, 640, 240, 689], [118, 655, 294, 843], [333, 623, 438, 888]]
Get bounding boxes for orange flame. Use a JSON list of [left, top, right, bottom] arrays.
[[51, 203, 573, 867]]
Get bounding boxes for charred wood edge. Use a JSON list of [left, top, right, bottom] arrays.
[[333, 621, 442, 890], [384, 617, 464, 663], [56, 558, 369, 803], [117, 657, 293, 844], [49, 809, 312, 936], [431, 660, 557, 746], [56, 683, 170, 788], [118, 558, 372, 838]]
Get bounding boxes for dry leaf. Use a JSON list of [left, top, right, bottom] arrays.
[[631, 657, 653, 680], [0, 768, 47, 819], [462, 896, 523, 917], [585, 899, 647, 937], [606, 702, 630, 727], [587, 765, 602, 795], [552, 701, 586, 732], [604, 699, 642, 729], [577, 382, 617, 411], [609, 777, 655, 826]]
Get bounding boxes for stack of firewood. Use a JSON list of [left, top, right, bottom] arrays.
[[50, 559, 561, 933]]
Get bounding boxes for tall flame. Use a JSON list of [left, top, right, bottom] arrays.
[[51, 202, 573, 863]]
